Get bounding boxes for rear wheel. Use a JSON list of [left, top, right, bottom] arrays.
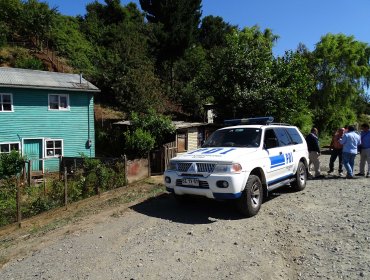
[[237, 175, 263, 217], [291, 161, 307, 191]]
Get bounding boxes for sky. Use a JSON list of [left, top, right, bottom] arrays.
[[44, 0, 370, 57]]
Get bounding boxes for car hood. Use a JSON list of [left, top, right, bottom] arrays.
[[172, 147, 259, 163]]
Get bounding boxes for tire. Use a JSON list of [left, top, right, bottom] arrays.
[[291, 161, 307, 191], [236, 175, 263, 217]]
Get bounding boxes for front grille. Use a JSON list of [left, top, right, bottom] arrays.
[[177, 162, 192, 172], [197, 163, 216, 173], [176, 179, 210, 189], [175, 162, 216, 173]]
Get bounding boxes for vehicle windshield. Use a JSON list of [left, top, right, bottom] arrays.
[[202, 128, 262, 148]]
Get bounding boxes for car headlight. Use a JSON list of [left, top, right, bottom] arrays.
[[213, 163, 242, 173]]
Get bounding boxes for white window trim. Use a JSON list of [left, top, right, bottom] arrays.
[[0, 93, 14, 112], [0, 142, 20, 154], [48, 94, 70, 111], [45, 139, 64, 158]]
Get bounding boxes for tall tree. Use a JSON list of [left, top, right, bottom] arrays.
[[311, 33, 370, 133], [80, 0, 166, 113], [196, 26, 278, 121], [198, 15, 236, 50], [271, 50, 315, 132], [139, 0, 202, 62]]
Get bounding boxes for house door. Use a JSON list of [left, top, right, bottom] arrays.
[[24, 139, 43, 172]]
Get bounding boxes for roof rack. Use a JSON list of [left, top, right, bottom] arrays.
[[224, 117, 274, 126]]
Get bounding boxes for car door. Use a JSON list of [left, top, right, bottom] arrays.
[[263, 128, 287, 183], [274, 127, 295, 176]]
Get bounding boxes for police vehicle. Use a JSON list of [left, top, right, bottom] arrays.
[[164, 117, 309, 217]]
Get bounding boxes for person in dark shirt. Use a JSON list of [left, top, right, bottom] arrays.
[[328, 128, 344, 176], [306, 127, 324, 178]]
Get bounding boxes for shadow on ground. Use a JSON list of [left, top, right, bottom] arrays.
[[130, 185, 301, 225], [130, 193, 245, 224]]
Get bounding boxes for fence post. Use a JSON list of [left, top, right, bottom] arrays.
[[148, 152, 151, 177], [16, 176, 21, 228], [27, 160, 31, 186], [124, 154, 128, 185], [64, 167, 68, 209]]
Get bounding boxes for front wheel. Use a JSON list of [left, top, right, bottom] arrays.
[[291, 161, 307, 191], [236, 175, 263, 217]]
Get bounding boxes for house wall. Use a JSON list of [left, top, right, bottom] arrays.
[[187, 127, 199, 151], [0, 87, 95, 172]]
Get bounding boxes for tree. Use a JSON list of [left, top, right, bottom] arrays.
[[139, 0, 202, 62], [311, 33, 370, 133], [198, 16, 236, 50], [123, 110, 175, 157], [80, 0, 166, 112], [271, 50, 315, 132], [196, 26, 278, 121], [21, 0, 57, 44]]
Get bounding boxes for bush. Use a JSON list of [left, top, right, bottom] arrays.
[[0, 150, 25, 179]]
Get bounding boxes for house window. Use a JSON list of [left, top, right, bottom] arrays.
[[45, 140, 63, 157], [48, 94, 69, 110], [0, 143, 20, 154], [0, 93, 13, 111]]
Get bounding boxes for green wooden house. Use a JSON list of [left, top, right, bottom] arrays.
[[0, 67, 99, 173]]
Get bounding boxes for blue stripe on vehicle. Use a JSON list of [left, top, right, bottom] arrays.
[[213, 192, 242, 200], [270, 154, 285, 168]]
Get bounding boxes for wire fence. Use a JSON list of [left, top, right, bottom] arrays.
[[0, 155, 150, 228]]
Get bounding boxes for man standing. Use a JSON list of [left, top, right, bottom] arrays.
[[340, 125, 361, 179], [306, 127, 324, 178], [328, 128, 344, 176], [356, 123, 370, 177]]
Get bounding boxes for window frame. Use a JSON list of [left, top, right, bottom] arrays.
[[0, 142, 20, 154], [45, 139, 64, 158], [48, 94, 70, 111], [0, 93, 13, 112]]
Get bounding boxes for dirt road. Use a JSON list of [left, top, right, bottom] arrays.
[[1, 154, 369, 280]]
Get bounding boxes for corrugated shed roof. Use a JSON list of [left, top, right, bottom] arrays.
[[114, 120, 206, 129], [0, 67, 100, 92]]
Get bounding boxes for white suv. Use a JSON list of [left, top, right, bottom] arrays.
[[164, 117, 309, 217]]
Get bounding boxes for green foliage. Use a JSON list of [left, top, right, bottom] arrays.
[[0, 150, 25, 179], [124, 128, 155, 157], [49, 15, 95, 74], [311, 33, 370, 133], [0, 178, 17, 226], [130, 110, 175, 146], [195, 27, 277, 121], [0, 47, 45, 70], [140, 0, 202, 62], [271, 50, 315, 131], [199, 16, 236, 50]]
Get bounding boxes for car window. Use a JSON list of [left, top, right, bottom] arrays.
[[286, 127, 303, 144], [264, 129, 279, 149], [275, 128, 291, 146], [202, 128, 262, 148]]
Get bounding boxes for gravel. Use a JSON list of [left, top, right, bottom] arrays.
[[1, 153, 369, 280]]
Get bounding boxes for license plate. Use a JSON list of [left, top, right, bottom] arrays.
[[182, 178, 199, 186]]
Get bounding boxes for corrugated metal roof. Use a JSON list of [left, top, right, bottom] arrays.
[[114, 120, 206, 129], [0, 67, 100, 92]]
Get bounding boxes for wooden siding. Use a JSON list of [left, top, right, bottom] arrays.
[[0, 87, 95, 172], [187, 127, 199, 151]]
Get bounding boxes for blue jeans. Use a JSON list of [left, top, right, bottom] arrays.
[[342, 152, 356, 176]]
